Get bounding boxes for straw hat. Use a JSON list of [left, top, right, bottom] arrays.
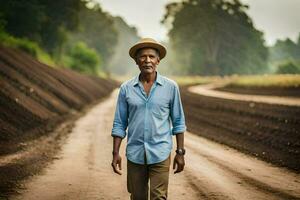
[[129, 38, 167, 59]]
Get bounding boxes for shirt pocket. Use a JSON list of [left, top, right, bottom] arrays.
[[151, 99, 170, 119]]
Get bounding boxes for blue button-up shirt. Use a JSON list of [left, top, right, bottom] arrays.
[[111, 72, 186, 164]]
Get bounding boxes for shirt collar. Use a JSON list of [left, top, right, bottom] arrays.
[[133, 71, 163, 86]]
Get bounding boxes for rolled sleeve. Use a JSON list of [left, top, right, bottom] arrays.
[[111, 86, 128, 138], [170, 84, 186, 135]]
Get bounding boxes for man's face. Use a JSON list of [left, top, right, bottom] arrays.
[[135, 48, 160, 74]]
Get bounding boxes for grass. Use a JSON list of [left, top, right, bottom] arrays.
[[171, 74, 300, 88], [0, 30, 56, 66], [228, 74, 300, 88], [170, 75, 222, 86], [36, 50, 56, 66]]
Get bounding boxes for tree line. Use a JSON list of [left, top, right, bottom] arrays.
[[162, 0, 299, 75], [0, 0, 139, 76], [269, 37, 300, 74], [1, 0, 298, 76]]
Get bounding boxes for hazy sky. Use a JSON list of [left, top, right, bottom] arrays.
[[96, 0, 300, 46]]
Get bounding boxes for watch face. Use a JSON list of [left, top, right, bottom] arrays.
[[176, 149, 185, 155]]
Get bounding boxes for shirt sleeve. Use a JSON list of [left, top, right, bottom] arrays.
[[170, 84, 187, 135], [111, 85, 128, 138]]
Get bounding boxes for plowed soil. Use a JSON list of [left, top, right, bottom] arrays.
[[217, 85, 300, 97], [0, 46, 118, 198], [181, 86, 300, 172]]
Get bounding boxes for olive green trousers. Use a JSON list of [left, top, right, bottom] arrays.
[[127, 156, 171, 200]]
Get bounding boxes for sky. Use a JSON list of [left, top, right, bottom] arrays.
[[95, 0, 300, 46]]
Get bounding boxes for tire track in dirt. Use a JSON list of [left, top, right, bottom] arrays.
[[198, 153, 298, 200], [184, 147, 271, 200], [187, 146, 298, 200], [184, 132, 300, 200]]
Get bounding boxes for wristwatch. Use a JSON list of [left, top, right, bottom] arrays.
[[175, 148, 186, 156]]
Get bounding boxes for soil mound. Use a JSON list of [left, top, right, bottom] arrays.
[[0, 46, 117, 155], [217, 85, 300, 97], [181, 86, 300, 172]]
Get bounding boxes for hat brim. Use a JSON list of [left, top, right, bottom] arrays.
[[129, 42, 166, 60]]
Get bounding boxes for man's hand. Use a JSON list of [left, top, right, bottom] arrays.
[[173, 154, 185, 174], [111, 153, 122, 175]]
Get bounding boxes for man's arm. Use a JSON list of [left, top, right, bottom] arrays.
[[111, 86, 128, 175], [173, 132, 185, 174], [111, 136, 123, 175], [176, 132, 184, 149], [170, 84, 186, 174]]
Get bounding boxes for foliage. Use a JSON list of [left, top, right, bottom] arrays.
[[276, 61, 300, 74], [67, 42, 101, 75], [0, 29, 55, 66], [67, 4, 118, 71], [0, 0, 80, 54], [0, 30, 39, 56], [0, 0, 123, 75], [229, 74, 300, 87], [269, 35, 300, 63], [162, 0, 269, 75], [269, 35, 300, 73]]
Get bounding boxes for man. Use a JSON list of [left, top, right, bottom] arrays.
[[111, 38, 186, 200]]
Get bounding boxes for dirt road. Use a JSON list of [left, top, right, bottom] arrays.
[[189, 82, 300, 106], [11, 90, 300, 200]]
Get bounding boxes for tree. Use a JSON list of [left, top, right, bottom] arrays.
[[67, 4, 118, 72], [0, 0, 80, 54], [68, 42, 101, 74], [269, 35, 300, 63], [162, 0, 269, 75], [276, 61, 300, 74]]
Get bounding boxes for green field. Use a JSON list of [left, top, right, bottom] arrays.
[[172, 74, 300, 88], [228, 74, 300, 88]]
